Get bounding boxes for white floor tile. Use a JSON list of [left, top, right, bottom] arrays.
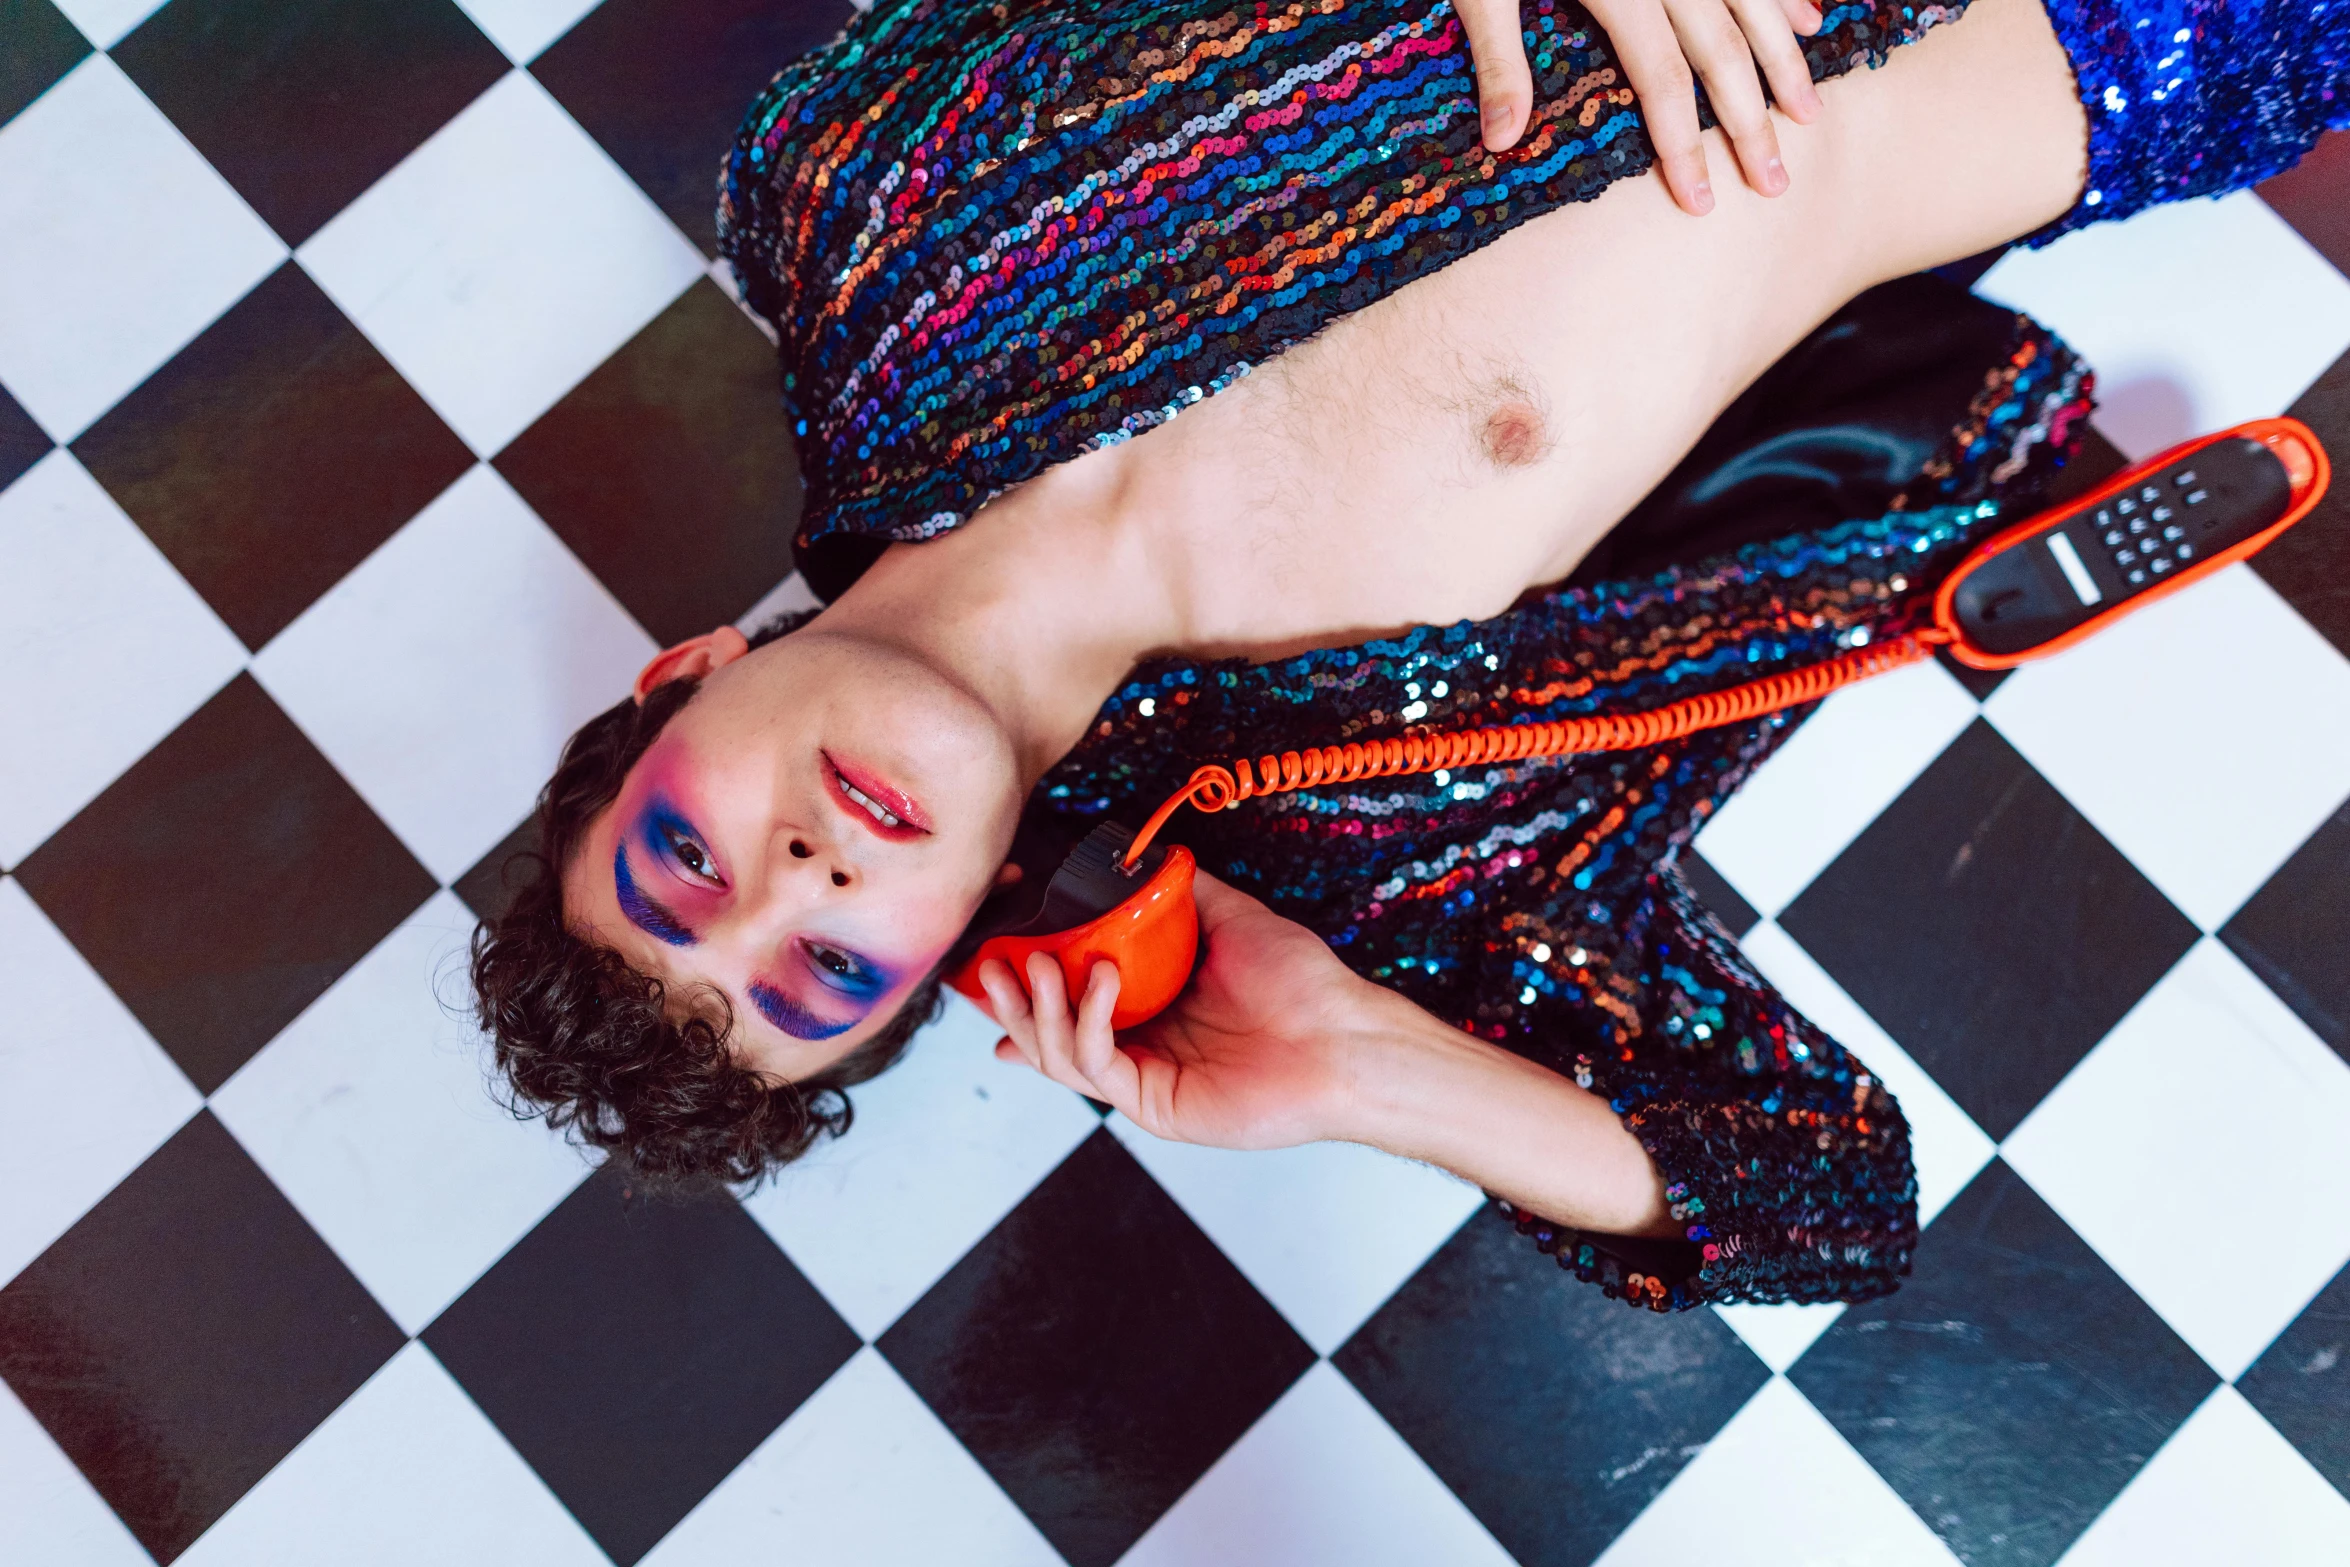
[[1594, 1377, 1961, 1567], [251, 464, 656, 884], [1105, 1115, 1484, 1356], [0, 451, 245, 867], [210, 892, 595, 1334], [1712, 1300, 1846, 1376], [178, 1341, 608, 1567], [47, 0, 167, 49], [297, 70, 704, 456], [452, 0, 605, 63], [0, 56, 283, 441], [642, 1347, 1064, 1567], [1693, 656, 1980, 918], [2054, 1387, 2350, 1567], [741, 993, 1103, 1341], [1984, 565, 2350, 931], [2004, 939, 2350, 1380], [0, 1376, 151, 1567], [0, 878, 201, 1289], [1738, 922, 1996, 1230], [1977, 192, 2350, 460], [1120, 1361, 1516, 1567]]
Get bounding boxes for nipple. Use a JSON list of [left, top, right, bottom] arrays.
[[1481, 401, 1552, 469]]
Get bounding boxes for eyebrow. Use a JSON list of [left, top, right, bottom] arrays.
[[749, 981, 859, 1041], [613, 844, 696, 947]]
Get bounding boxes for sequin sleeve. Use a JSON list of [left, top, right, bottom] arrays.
[[1497, 860, 1917, 1311]]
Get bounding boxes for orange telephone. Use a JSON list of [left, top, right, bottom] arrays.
[[951, 417, 2330, 1029]]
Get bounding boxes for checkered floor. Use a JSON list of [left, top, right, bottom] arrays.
[[3, 2, 2348, 1563]]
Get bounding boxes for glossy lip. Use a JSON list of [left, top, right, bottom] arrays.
[[822, 750, 932, 839]]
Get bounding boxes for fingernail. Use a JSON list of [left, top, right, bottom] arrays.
[[1692, 180, 1714, 213], [1766, 156, 1786, 193]]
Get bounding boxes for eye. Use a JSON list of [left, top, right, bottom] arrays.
[[659, 820, 720, 884], [802, 941, 884, 998]]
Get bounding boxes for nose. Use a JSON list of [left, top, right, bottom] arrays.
[[777, 826, 856, 891]]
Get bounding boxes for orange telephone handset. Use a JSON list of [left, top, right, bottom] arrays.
[[955, 418, 2330, 1031], [949, 825, 1199, 1031]]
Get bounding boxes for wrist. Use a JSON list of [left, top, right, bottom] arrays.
[[1321, 983, 1499, 1154]]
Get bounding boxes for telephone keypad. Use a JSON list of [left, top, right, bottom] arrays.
[[2086, 449, 2261, 587], [1954, 435, 2299, 660]]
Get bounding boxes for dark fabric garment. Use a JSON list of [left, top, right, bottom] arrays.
[[1015, 293, 2093, 1309]]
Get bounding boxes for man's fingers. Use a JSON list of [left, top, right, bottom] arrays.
[[1606, 6, 1710, 213], [1023, 951, 1084, 1089], [1074, 962, 1123, 1082], [1667, 0, 1785, 196], [1188, 869, 1260, 927], [1730, 0, 1820, 124], [977, 959, 1042, 1070], [1454, 0, 1534, 151]]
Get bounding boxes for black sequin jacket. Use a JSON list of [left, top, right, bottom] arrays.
[[1007, 281, 2095, 1310]]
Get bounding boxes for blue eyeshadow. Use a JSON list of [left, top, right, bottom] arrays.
[[749, 981, 857, 1041], [614, 845, 695, 947]]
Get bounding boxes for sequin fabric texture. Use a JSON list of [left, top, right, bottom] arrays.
[[2031, 0, 2350, 242], [716, 0, 1968, 584], [1034, 317, 2094, 1309]]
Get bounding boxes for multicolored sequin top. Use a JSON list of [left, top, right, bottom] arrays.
[[714, 0, 2341, 1306], [716, 0, 1974, 596], [1033, 314, 2093, 1309]]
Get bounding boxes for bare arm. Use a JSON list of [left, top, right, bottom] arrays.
[[979, 871, 1676, 1238], [1331, 982, 1679, 1236]]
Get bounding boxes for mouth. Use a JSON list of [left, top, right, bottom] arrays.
[[823, 751, 932, 840]]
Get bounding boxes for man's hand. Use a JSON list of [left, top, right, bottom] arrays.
[[979, 868, 1677, 1234], [976, 871, 1389, 1151], [1455, 0, 1827, 214]]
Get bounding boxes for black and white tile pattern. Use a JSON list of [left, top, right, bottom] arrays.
[[3, 2, 2348, 1561]]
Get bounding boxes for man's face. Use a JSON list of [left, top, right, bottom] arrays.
[[564, 627, 1023, 1080]]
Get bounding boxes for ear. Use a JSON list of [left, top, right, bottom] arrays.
[[632, 626, 752, 703], [993, 861, 1025, 889]]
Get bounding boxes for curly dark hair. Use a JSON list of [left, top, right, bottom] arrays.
[[470, 613, 947, 1189]]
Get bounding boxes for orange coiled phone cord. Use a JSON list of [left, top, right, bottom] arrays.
[[1121, 627, 1947, 869]]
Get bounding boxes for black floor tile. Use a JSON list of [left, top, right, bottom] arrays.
[[73, 264, 474, 649], [451, 814, 541, 927], [1933, 644, 2014, 703], [494, 279, 798, 644], [1333, 1206, 1769, 1567], [2252, 343, 2350, 662], [0, 0, 88, 130], [2041, 421, 2131, 509], [1791, 1161, 2215, 1567], [424, 1165, 857, 1567], [1676, 848, 1759, 940], [530, 0, 851, 251], [2238, 1257, 2350, 1504], [2261, 130, 2350, 281], [0, 1113, 404, 1563], [1780, 720, 2198, 1140], [112, 0, 507, 247], [0, 376, 53, 494], [12, 675, 436, 1093], [2222, 799, 2350, 1064], [880, 1129, 1313, 1567]]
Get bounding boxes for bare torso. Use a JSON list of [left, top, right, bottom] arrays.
[[992, 0, 2090, 661]]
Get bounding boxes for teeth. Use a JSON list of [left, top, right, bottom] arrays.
[[837, 775, 902, 827]]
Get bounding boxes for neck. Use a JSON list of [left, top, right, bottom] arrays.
[[813, 447, 1194, 788]]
